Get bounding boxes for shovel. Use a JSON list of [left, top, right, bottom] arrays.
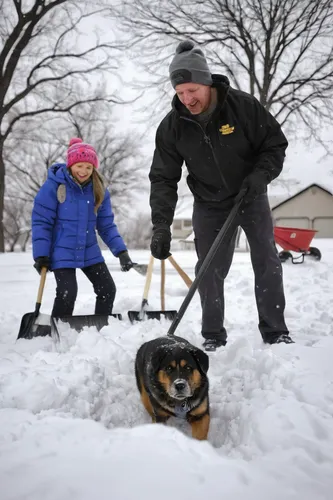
[[17, 267, 54, 340], [132, 263, 148, 276], [53, 310, 122, 333], [167, 255, 193, 288], [128, 255, 177, 323]]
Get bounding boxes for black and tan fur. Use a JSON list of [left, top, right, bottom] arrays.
[[135, 335, 210, 440]]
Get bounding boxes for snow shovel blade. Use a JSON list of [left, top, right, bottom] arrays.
[[53, 313, 122, 333], [132, 263, 148, 276], [128, 308, 177, 324], [17, 310, 52, 340], [17, 267, 52, 340]]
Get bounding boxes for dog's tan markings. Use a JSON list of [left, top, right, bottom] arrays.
[[180, 359, 187, 367], [139, 377, 154, 419], [189, 369, 202, 390], [158, 370, 172, 392], [170, 360, 176, 368], [190, 414, 210, 440], [189, 398, 208, 417], [155, 409, 170, 421]]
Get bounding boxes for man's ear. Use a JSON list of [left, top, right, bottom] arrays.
[[191, 347, 209, 374]]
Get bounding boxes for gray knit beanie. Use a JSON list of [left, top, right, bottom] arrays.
[[169, 40, 213, 89]]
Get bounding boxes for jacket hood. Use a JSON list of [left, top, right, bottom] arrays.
[[47, 163, 68, 185], [172, 73, 230, 115]]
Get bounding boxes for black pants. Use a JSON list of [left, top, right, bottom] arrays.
[[51, 262, 116, 317], [192, 193, 289, 343]]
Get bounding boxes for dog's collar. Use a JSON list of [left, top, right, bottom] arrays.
[[174, 400, 191, 419]]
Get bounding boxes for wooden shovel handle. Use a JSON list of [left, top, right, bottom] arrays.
[[36, 267, 48, 305], [142, 255, 155, 301], [160, 259, 165, 311], [168, 255, 193, 289]]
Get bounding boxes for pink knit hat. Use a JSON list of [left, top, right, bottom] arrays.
[[66, 138, 99, 169]]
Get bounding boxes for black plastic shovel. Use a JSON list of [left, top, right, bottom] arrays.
[[17, 267, 54, 340], [53, 312, 122, 333], [54, 261, 148, 332]]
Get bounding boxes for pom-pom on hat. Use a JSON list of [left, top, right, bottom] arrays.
[[169, 40, 212, 89], [66, 138, 98, 169]]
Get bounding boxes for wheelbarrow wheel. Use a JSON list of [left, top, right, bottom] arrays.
[[278, 250, 292, 263], [308, 246, 321, 261]]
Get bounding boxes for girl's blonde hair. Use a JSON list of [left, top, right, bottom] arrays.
[[92, 169, 106, 213]]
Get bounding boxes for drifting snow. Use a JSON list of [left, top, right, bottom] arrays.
[[1, 242, 333, 499]]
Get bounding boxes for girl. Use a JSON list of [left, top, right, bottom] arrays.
[[32, 137, 134, 318]]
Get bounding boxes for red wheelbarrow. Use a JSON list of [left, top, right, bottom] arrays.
[[274, 226, 322, 264]]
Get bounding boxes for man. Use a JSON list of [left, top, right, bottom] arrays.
[[149, 40, 293, 351]]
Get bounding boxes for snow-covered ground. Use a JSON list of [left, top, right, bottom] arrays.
[[1, 240, 333, 500]]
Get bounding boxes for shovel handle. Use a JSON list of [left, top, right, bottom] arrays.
[[142, 255, 154, 301], [36, 267, 48, 305], [168, 255, 193, 288], [160, 259, 165, 311]]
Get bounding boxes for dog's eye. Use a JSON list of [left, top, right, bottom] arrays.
[[166, 365, 173, 373], [185, 365, 192, 371]]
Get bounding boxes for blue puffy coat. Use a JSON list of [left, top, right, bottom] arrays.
[[32, 163, 127, 270]]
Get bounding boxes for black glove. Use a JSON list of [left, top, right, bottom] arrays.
[[33, 256, 50, 274], [241, 171, 269, 203], [150, 225, 171, 260], [118, 250, 134, 272]]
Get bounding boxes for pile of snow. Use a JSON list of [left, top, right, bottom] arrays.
[[1, 241, 333, 499]]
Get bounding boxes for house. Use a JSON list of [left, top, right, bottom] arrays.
[[172, 183, 333, 251], [271, 184, 333, 237]]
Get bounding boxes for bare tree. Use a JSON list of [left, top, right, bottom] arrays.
[[120, 211, 152, 249], [0, 0, 127, 252], [3, 197, 32, 252], [113, 0, 333, 142]]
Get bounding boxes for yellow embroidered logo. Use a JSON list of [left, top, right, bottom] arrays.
[[219, 124, 235, 135]]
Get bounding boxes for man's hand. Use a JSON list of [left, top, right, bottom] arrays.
[[33, 256, 50, 275], [118, 251, 134, 272], [241, 171, 269, 203], [150, 226, 171, 260]]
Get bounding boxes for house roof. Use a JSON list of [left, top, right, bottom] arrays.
[[173, 183, 333, 219], [271, 183, 332, 211]]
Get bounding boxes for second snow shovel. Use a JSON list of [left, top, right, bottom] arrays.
[[53, 312, 122, 333], [17, 267, 54, 340], [128, 255, 177, 323]]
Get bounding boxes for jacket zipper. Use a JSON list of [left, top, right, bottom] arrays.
[[180, 116, 231, 194]]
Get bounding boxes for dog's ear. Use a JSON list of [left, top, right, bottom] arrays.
[[191, 347, 209, 374], [150, 347, 166, 373]]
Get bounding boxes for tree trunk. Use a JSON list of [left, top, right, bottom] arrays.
[[0, 139, 5, 253], [22, 230, 31, 252]]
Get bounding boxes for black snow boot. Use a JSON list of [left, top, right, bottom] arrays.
[[265, 333, 295, 345], [202, 337, 227, 352]]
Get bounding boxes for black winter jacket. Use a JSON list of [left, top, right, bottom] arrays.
[[149, 75, 288, 227]]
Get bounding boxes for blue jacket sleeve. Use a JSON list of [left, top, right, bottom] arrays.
[[96, 189, 127, 257], [32, 180, 58, 259]]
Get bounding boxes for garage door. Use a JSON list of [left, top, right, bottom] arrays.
[[274, 217, 310, 229], [312, 217, 333, 238]]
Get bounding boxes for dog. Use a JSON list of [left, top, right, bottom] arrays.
[[135, 335, 210, 440]]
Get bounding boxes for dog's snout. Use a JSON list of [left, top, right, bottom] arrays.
[[175, 380, 186, 391]]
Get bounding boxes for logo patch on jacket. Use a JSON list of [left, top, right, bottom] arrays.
[[219, 124, 235, 135], [57, 184, 66, 203]]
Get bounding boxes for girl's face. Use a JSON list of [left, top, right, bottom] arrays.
[[70, 162, 94, 183]]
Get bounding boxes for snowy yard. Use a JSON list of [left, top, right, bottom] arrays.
[[1, 240, 333, 500]]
